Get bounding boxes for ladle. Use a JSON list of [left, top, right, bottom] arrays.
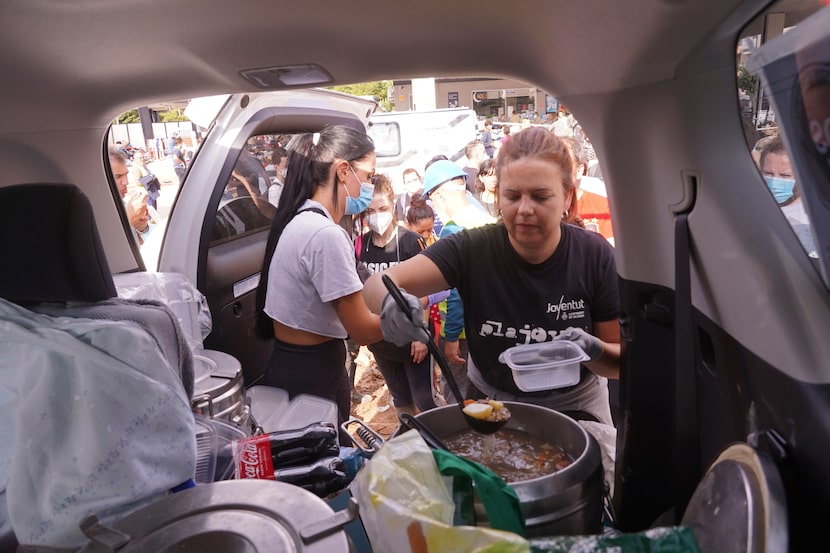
[[381, 275, 509, 435], [397, 413, 449, 450]]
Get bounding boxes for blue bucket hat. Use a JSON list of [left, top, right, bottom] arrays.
[[422, 160, 467, 197]]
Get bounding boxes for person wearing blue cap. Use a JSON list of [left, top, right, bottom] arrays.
[[363, 128, 620, 426], [419, 159, 496, 403]]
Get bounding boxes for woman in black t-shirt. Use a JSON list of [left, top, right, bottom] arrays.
[[363, 128, 620, 425]]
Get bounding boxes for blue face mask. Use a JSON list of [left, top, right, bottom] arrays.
[[764, 176, 796, 205], [344, 167, 374, 215]]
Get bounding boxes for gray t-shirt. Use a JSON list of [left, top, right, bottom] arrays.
[[264, 200, 363, 338]]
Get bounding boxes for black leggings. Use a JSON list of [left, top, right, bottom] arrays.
[[372, 351, 436, 412], [264, 337, 351, 444]]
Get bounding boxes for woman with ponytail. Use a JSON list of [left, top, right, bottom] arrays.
[[255, 125, 383, 442]]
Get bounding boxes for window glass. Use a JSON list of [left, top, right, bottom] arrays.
[[107, 105, 206, 266], [210, 135, 292, 244], [738, 2, 828, 273], [367, 121, 401, 157]]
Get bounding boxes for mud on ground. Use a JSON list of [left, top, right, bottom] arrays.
[[348, 346, 400, 441]]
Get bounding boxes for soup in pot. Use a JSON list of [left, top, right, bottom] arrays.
[[443, 428, 572, 483]]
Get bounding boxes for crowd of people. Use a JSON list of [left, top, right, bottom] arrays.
[[108, 132, 196, 248], [246, 113, 620, 447], [110, 113, 619, 438]]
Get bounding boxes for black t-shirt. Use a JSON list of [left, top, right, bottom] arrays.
[[421, 222, 619, 394], [463, 166, 478, 194], [358, 226, 423, 274], [359, 226, 425, 360]]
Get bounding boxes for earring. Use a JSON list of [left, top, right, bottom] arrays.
[[564, 209, 569, 218]]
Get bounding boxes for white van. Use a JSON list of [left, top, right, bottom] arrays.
[[367, 108, 477, 193]]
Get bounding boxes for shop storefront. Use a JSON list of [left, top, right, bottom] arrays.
[[391, 78, 556, 121]]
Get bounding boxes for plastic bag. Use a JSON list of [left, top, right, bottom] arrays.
[[350, 430, 529, 553], [528, 526, 701, 552], [113, 271, 212, 351]]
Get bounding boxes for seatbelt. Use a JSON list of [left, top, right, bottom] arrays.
[[673, 211, 701, 521]]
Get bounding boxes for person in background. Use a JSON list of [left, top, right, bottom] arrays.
[[405, 197, 438, 247], [363, 127, 620, 426], [759, 136, 815, 255], [419, 159, 496, 404], [124, 191, 155, 246], [114, 140, 132, 160], [552, 110, 575, 137], [268, 146, 289, 207], [474, 158, 498, 218], [424, 154, 449, 235], [561, 136, 614, 245], [481, 119, 496, 159], [109, 146, 130, 199], [255, 125, 383, 444], [499, 125, 512, 145], [109, 146, 156, 245], [394, 167, 423, 222], [358, 174, 435, 417], [405, 197, 449, 403], [128, 148, 161, 210], [462, 140, 486, 194], [170, 136, 187, 186]]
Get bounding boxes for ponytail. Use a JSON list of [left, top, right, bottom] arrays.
[[255, 125, 374, 339]]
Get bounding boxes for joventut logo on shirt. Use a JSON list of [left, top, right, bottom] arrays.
[[546, 295, 586, 321]]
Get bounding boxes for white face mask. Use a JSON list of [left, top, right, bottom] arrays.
[[367, 211, 393, 235]]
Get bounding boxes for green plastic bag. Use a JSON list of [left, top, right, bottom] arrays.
[[432, 448, 525, 536]]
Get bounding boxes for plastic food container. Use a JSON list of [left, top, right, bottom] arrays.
[[194, 414, 249, 483], [277, 394, 338, 432], [498, 341, 589, 392]]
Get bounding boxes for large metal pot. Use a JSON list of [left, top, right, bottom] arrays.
[[191, 350, 247, 426], [415, 401, 604, 537]]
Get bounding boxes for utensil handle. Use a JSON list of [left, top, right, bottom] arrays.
[[398, 413, 449, 451], [381, 274, 418, 324]]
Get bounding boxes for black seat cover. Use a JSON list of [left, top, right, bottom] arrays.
[[0, 183, 117, 303]]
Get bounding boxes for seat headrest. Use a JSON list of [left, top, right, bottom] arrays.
[[0, 183, 117, 303]]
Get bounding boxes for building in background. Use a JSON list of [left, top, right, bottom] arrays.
[[391, 77, 558, 121]]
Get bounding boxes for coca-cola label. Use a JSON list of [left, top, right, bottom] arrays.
[[233, 435, 275, 480]]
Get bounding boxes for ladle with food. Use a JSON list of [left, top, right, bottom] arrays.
[[381, 274, 510, 434]]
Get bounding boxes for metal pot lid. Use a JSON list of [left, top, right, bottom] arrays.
[[199, 348, 243, 378], [681, 442, 788, 553], [192, 353, 216, 385], [77, 480, 351, 553]]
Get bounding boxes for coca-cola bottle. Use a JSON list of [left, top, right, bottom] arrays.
[[274, 456, 347, 497], [229, 422, 340, 480]]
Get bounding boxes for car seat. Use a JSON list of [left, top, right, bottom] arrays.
[[0, 182, 196, 549], [0, 182, 194, 395]]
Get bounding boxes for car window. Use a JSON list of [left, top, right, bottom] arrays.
[[738, 1, 828, 272], [210, 134, 294, 244], [107, 110, 206, 265], [367, 121, 402, 157]]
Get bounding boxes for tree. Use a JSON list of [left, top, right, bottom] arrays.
[[331, 81, 393, 112], [737, 66, 758, 97], [159, 109, 189, 122], [117, 110, 140, 124]]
